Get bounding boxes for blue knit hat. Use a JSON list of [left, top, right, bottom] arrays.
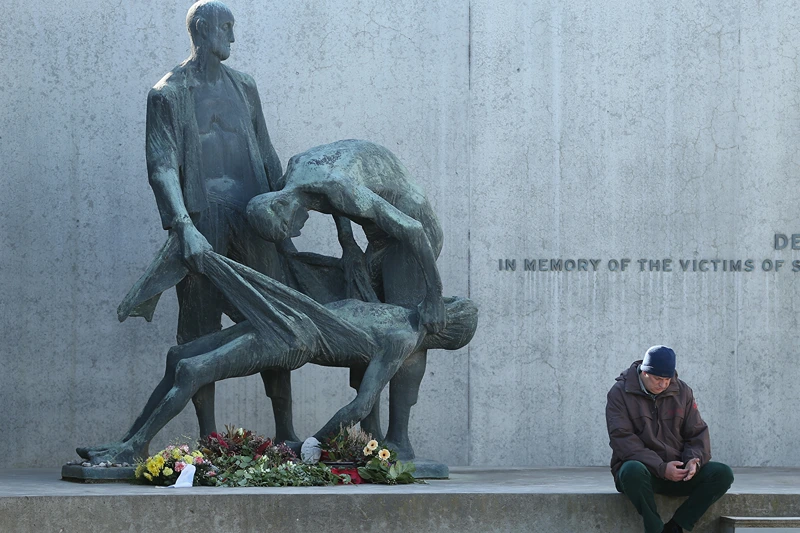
[[641, 345, 676, 378]]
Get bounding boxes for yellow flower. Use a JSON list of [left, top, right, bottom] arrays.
[[163, 467, 174, 477], [134, 463, 145, 478], [171, 449, 182, 459], [378, 449, 390, 460], [184, 455, 193, 464], [147, 455, 165, 476], [192, 451, 203, 458], [367, 440, 379, 451], [363, 446, 373, 456], [143, 473, 153, 481]]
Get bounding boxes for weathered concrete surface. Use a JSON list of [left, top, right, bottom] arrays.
[[2, 0, 800, 469], [1, 468, 799, 533], [467, 0, 800, 468]]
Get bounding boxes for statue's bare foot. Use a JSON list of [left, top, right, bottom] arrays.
[[76, 444, 116, 460], [77, 441, 149, 462], [383, 439, 415, 461], [79, 442, 144, 465]]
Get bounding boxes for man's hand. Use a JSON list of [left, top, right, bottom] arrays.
[[664, 461, 689, 482], [418, 293, 446, 334], [175, 223, 212, 273], [682, 458, 700, 481]]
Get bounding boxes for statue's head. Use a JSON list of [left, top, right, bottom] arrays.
[[421, 297, 478, 352], [186, 1, 235, 61], [247, 191, 310, 242]]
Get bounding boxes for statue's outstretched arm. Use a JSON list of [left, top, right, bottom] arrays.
[[326, 183, 445, 332], [334, 216, 379, 302]]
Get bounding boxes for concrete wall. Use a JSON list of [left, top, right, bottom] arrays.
[[1, 0, 798, 468]]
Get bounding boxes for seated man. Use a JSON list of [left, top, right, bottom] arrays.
[[606, 346, 734, 533]]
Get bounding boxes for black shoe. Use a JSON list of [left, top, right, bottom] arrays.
[[662, 519, 683, 533]]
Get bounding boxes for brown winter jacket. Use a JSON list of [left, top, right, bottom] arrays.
[[606, 361, 711, 481]]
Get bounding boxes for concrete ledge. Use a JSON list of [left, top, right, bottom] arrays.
[[2, 468, 799, 532], [721, 516, 800, 526], [720, 516, 800, 532], [408, 458, 449, 479]]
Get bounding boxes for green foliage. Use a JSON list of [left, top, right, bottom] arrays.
[[198, 425, 296, 467], [196, 426, 346, 487], [213, 456, 345, 487], [357, 457, 419, 485], [319, 424, 372, 465], [318, 425, 422, 485]]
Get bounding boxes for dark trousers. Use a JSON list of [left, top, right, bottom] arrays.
[[615, 460, 734, 533]]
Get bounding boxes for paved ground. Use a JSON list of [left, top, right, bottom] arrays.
[[2, 466, 799, 497]]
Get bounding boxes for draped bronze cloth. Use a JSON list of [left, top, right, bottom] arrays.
[[118, 242, 377, 363]]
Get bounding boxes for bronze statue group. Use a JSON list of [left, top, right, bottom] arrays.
[[79, 0, 476, 467]]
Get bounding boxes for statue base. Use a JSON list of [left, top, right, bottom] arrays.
[[61, 464, 136, 483], [411, 458, 449, 479]]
